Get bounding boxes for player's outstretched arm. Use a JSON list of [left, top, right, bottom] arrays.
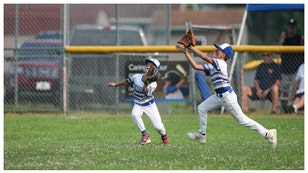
[[189, 45, 214, 64], [108, 80, 127, 87], [176, 45, 203, 71]]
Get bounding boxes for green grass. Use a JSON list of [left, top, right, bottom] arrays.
[[4, 112, 304, 170]]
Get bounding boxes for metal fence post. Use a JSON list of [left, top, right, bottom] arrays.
[[14, 4, 19, 106], [63, 4, 69, 114]]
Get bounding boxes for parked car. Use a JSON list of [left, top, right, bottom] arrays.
[[4, 39, 62, 106], [35, 31, 63, 40], [69, 24, 147, 46], [5, 25, 149, 109]]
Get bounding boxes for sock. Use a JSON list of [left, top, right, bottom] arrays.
[[293, 105, 298, 113], [141, 130, 148, 136]]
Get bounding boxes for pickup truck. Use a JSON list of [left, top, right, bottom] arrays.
[[68, 24, 149, 108], [4, 39, 62, 106]]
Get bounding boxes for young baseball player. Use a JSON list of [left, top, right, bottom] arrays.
[[107, 58, 168, 145], [176, 43, 277, 149]]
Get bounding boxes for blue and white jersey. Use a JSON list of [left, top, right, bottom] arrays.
[[202, 58, 231, 93], [126, 73, 157, 105]]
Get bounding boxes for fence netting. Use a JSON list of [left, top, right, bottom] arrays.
[[4, 4, 303, 114]]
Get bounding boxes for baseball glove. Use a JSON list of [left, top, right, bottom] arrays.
[[177, 28, 196, 48], [144, 65, 160, 85]]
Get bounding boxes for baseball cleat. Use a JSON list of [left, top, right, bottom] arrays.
[[266, 129, 277, 149], [161, 134, 168, 144], [187, 132, 206, 143], [139, 134, 151, 145]]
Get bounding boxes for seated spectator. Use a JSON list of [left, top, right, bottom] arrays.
[[285, 63, 304, 113], [242, 53, 282, 114]]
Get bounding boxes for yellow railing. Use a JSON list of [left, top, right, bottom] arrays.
[[243, 58, 282, 71], [65, 45, 304, 53]]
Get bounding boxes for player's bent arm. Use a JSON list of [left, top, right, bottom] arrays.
[[142, 83, 148, 93], [176, 78, 186, 89]]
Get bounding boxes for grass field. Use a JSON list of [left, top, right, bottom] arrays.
[[3, 112, 304, 170]]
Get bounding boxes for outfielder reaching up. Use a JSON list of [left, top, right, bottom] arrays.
[[108, 58, 168, 145], [176, 41, 277, 149]]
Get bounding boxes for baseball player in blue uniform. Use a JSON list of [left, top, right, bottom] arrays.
[[162, 70, 188, 99], [108, 58, 168, 145], [176, 43, 277, 149]]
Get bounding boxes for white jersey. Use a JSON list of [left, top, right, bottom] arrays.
[[202, 58, 231, 93], [126, 73, 157, 105], [294, 64, 304, 94]]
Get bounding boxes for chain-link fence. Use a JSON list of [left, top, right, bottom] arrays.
[[242, 52, 304, 114], [4, 4, 304, 115], [4, 4, 63, 112], [3, 4, 173, 113]]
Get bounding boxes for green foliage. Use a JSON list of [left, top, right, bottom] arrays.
[[247, 11, 304, 45], [4, 113, 304, 170]]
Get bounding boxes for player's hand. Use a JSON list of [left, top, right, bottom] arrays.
[[108, 82, 116, 87], [176, 44, 188, 53]]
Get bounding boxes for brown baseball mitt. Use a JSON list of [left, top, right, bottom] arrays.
[[177, 28, 196, 48], [144, 65, 160, 85]]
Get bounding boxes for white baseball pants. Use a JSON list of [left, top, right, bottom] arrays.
[[197, 90, 268, 137], [131, 103, 166, 136]]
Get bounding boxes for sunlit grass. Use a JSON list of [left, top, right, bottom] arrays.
[[4, 112, 304, 170]]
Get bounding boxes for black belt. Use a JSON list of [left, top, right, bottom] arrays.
[[216, 88, 233, 97], [135, 99, 155, 106]]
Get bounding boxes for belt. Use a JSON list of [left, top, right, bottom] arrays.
[[135, 99, 155, 106], [216, 88, 233, 98]]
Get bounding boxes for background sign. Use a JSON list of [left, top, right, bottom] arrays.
[[125, 60, 190, 99]]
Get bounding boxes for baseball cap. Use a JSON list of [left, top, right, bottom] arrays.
[[288, 18, 297, 26], [214, 43, 234, 59], [162, 70, 180, 83], [145, 58, 161, 70]]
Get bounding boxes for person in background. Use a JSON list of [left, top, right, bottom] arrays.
[[278, 18, 304, 111], [278, 18, 304, 75], [242, 53, 282, 114], [285, 63, 304, 113]]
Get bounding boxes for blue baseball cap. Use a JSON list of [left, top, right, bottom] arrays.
[[145, 58, 161, 70], [214, 43, 234, 59]]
